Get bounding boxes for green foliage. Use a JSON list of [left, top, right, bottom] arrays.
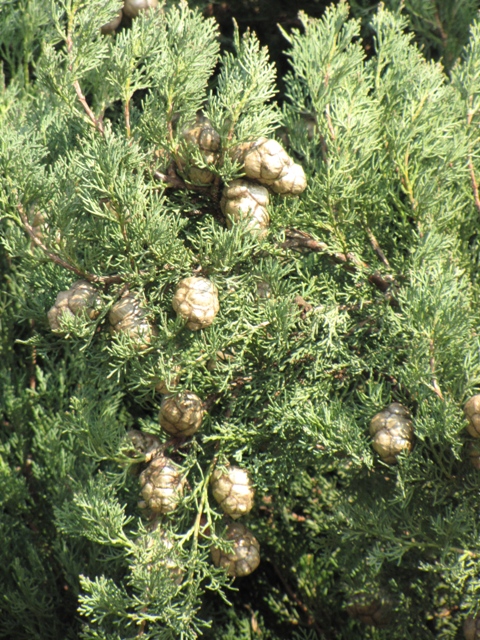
[[206, 23, 279, 145], [350, 0, 479, 71], [3, 1, 480, 639]]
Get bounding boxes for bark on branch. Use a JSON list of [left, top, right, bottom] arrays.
[[153, 169, 212, 194], [468, 156, 480, 215], [281, 228, 398, 304], [466, 101, 480, 216], [19, 204, 125, 286], [429, 339, 444, 401], [271, 561, 328, 638], [66, 33, 105, 135]]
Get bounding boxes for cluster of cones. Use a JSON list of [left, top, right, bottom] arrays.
[[47, 276, 260, 577], [47, 275, 220, 346], [180, 114, 307, 238], [130, 429, 259, 578]]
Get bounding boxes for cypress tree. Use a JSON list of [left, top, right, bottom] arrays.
[[3, 1, 480, 638]]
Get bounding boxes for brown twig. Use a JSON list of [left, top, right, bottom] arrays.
[[368, 271, 395, 295], [103, 200, 136, 271], [366, 226, 390, 268], [66, 30, 105, 135], [345, 316, 377, 337], [433, 4, 448, 48], [271, 561, 327, 638], [211, 173, 221, 204], [318, 133, 329, 164], [203, 392, 223, 413], [29, 320, 37, 391], [282, 228, 357, 268], [465, 99, 480, 216], [429, 339, 444, 401], [165, 100, 189, 175], [337, 300, 373, 312], [153, 169, 211, 194], [243, 604, 261, 636], [325, 104, 335, 140], [153, 169, 186, 189], [435, 605, 459, 619], [282, 228, 398, 302], [166, 103, 175, 145], [468, 156, 480, 215], [19, 204, 125, 286], [98, 107, 106, 129], [137, 617, 147, 636], [124, 99, 131, 139], [72, 79, 105, 135], [294, 295, 313, 317]]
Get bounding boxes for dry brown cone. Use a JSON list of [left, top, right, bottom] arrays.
[[210, 465, 255, 519], [220, 179, 270, 238], [211, 522, 260, 577], [172, 277, 219, 331], [108, 293, 155, 350], [47, 280, 101, 333], [465, 394, 480, 437], [139, 455, 185, 514], [159, 391, 204, 437], [369, 403, 414, 464]]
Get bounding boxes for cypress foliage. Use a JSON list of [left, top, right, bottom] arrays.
[[3, 1, 480, 638]]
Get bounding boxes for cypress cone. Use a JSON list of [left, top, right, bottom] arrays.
[[172, 277, 219, 331], [47, 280, 101, 333], [210, 465, 255, 519], [211, 522, 260, 577], [369, 403, 414, 464], [159, 391, 204, 437], [139, 456, 185, 514]]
